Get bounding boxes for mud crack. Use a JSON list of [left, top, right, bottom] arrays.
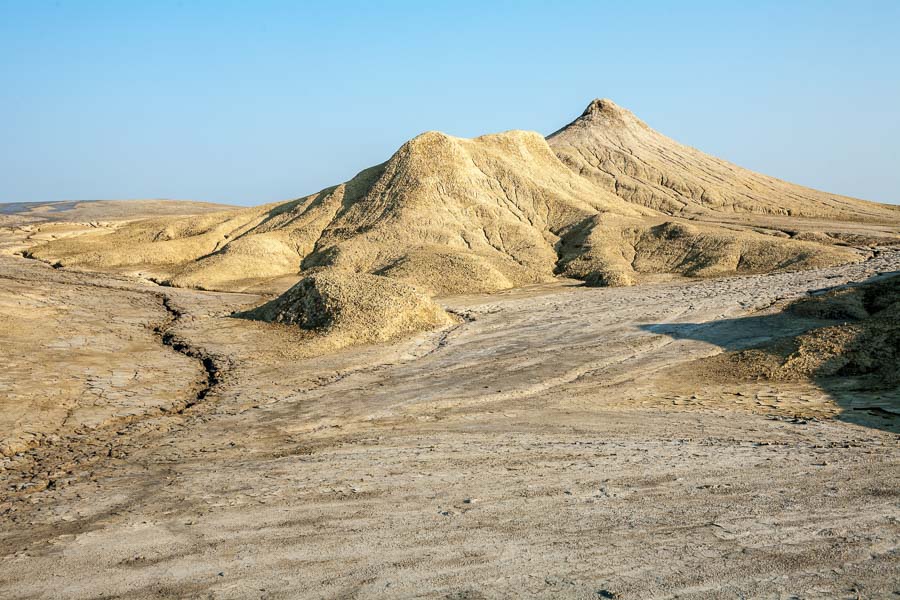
[[153, 295, 223, 411]]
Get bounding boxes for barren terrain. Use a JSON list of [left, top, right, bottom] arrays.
[[2, 101, 899, 598], [25, 101, 900, 296], [1, 223, 898, 598]]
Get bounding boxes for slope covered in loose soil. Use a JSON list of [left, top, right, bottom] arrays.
[[235, 269, 456, 352], [548, 99, 900, 220], [26, 100, 898, 296], [690, 273, 900, 389]]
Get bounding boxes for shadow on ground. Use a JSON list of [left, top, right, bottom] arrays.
[[640, 273, 900, 433]]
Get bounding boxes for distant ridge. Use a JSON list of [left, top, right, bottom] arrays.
[[1, 199, 235, 225]]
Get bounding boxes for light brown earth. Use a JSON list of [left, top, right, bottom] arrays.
[[0, 199, 234, 226], [2, 100, 900, 598], [682, 271, 900, 389], [0, 199, 238, 276], [1, 221, 899, 599], [547, 99, 898, 220], [23, 101, 900, 295]]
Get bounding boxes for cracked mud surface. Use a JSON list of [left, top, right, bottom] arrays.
[[1, 237, 899, 598]]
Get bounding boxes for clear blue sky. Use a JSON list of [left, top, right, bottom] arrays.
[[2, 0, 899, 206]]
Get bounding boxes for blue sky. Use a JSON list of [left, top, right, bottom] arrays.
[[2, 0, 899, 206]]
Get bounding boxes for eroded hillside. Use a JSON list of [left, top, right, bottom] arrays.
[[25, 100, 899, 298], [549, 99, 900, 220]]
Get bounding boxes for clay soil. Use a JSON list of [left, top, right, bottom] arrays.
[[1, 219, 898, 599]]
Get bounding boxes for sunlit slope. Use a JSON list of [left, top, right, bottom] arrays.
[[548, 99, 899, 220], [29, 100, 892, 294]]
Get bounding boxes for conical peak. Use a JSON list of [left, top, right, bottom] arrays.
[[579, 98, 644, 128], [547, 98, 643, 139], [582, 98, 624, 118]]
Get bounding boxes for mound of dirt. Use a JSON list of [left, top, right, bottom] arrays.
[[235, 270, 456, 349], [373, 247, 527, 296], [693, 274, 900, 388], [548, 99, 900, 221], [26, 99, 896, 295], [556, 216, 859, 286], [27, 128, 648, 293]]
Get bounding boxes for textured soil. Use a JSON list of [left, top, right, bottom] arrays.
[[684, 271, 900, 390], [3, 118, 899, 597], [24, 100, 900, 296], [2, 214, 898, 598], [236, 269, 456, 353]]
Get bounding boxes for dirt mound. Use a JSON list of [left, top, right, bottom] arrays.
[[694, 274, 900, 387], [236, 270, 456, 349], [556, 216, 859, 286], [373, 247, 524, 296], [27, 129, 648, 292], [548, 99, 900, 221], [293, 129, 646, 288], [26, 99, 894, 295]]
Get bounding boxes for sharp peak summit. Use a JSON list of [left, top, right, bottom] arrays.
[[581, 98, 625, 117], [401, 99, 640, 149], [577, 98, 646, 126], [547, 98, 648, 139]]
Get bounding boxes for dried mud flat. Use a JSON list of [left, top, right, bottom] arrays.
[[1, 220, 899, 599]]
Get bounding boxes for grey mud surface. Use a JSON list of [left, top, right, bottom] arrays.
[[1, 249, 899, 599]]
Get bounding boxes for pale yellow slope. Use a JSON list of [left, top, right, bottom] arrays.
[[30, 130, 653, 294], [236, 270, 456, 354], [27, 204, 277, 278], [298, 129, 651, 294], [548, 99, 900, 220], [26, 100, 886, 297]]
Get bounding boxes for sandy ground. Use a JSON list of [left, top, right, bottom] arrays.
[[1, 238, 899, 598]]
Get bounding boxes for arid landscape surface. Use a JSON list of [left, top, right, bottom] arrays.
[[2, 101, 899, 599]]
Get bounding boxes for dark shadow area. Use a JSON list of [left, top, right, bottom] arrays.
[[640, 272, 900, 432], [641, 312, 811, 353]]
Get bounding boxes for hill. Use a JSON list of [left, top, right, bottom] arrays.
[[548, 99, 899, 220], [25, 100, 899, 295]]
